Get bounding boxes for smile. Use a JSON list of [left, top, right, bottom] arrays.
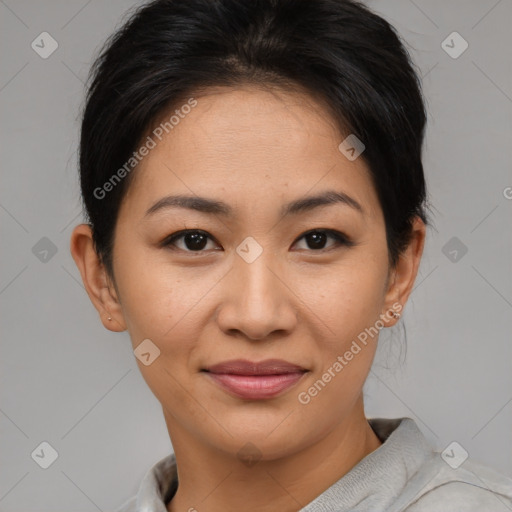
[[202, 359, 309, 400]]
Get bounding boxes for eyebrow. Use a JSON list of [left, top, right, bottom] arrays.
[[144, 190, 364, 218]]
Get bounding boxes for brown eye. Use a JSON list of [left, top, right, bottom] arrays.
[[293, 229, 354, 251], [162, 228, 354, 254], [162, 230, 218, 252]]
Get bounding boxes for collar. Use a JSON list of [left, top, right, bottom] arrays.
[[134, 417, 433, 511]]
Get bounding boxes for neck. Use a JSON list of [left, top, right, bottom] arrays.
[[165, 396, 382, 512]]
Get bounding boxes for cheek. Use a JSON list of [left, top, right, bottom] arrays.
[[114, 251, 211, 412], [296, 256, 387, 335], [113, 243, 208, 341], [292, 268, 385, 423], [291, 254, 388, 404]]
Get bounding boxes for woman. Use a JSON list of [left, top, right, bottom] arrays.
[[70, 0, 512, 510]]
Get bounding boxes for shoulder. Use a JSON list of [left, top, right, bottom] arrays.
[[400, 455, 512, 512]]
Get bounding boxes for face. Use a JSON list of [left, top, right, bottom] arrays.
[[78, 84, 414, 460]]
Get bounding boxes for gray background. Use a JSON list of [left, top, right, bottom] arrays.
[[1, 0, 511, 510]]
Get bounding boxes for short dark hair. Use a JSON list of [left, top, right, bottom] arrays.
[[78, 0, 431, 281]]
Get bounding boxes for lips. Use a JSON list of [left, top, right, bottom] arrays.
[[203, 359, 308, 400]]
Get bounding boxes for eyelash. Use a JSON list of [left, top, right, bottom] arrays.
[[161, 228, 355, 253]]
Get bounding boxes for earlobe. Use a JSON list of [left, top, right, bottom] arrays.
[[69, 224, 127, 332], [381, 217, 426, 326]]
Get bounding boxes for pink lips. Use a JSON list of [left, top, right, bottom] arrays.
[[203, 359, 308, 400]]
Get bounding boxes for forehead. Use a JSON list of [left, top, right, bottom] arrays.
[[120, 85, 381, 221]]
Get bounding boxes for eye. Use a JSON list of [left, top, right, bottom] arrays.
[[161, 230, 219, 252], [161, 228, 354, 253], [293, 229, 354, 251]]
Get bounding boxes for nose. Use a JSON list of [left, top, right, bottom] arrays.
[[215, 248, 298, 341]]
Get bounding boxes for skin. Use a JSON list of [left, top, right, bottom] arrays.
[[70, 84, 426, 512]]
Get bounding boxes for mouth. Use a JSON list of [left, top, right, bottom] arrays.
[[202, 359, 309, 400]]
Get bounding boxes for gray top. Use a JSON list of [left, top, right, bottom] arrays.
[[115, 417, 512, 511]]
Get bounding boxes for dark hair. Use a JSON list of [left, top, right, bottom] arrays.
[[78, 0, 430, 282]]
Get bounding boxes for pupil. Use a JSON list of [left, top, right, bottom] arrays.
[[308, 232, 326, 249], [182, 232, 328, 251], [186, 233, 207, 250]]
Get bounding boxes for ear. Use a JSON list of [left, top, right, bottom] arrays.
[[380, 216, 426, 326], [70, 223, 127, 332]]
